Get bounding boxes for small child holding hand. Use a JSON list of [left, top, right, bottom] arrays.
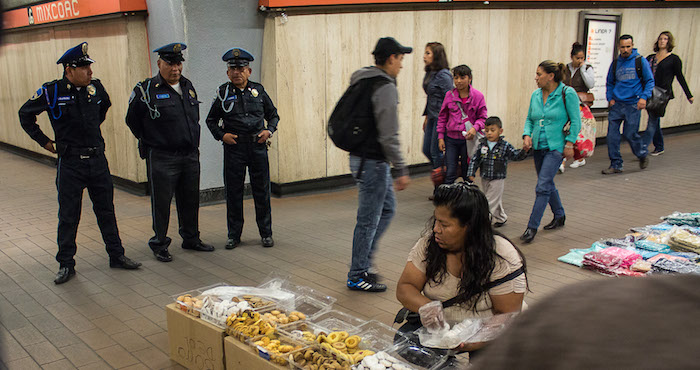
[[467, 116, 527, 227]]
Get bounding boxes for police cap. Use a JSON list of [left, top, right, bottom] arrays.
[[57, 42, 95, 67], [154, 43, 186, 63], [222, 48, 254, 67]]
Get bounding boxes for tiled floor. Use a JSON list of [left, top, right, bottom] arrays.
[[1, 131, 699, 368]]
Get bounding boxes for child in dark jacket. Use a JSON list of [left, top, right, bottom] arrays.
[[467, 117, 527, 227]]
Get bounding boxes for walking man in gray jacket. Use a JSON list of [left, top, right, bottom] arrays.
[[346, 37, 411, 292]]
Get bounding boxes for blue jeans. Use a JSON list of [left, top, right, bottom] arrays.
[[422, 117, 443, 169], [445, 137, 467, 184], [606, 103, 649, 170], [348, 156, 396, 279], [644, 112, 664, 152], [527, 150, 565, 230]]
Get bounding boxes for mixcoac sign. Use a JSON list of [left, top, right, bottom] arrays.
[[2, 0, 147, 30], [29, 0, 81, 24]]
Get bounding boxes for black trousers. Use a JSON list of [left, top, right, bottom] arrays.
[[56, 153, 124, 268], [223, 140, 272, 241], [146, 148, 201, 252]]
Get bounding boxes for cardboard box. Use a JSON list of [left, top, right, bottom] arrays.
[[224, 336, 287, 370], [166, 303, 226, 370]]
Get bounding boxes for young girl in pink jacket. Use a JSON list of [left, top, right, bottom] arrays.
[[437, 65, 488, 184]]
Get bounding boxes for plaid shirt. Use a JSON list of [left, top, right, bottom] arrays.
[[467, 137, 527, 180]]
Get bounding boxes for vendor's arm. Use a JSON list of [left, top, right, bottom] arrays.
[[396, 261, 431, 313]]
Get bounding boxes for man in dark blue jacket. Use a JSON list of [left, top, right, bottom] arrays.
[[603, 34, 654, 174]]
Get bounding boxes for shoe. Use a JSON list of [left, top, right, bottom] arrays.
[[182, 242, 215, 252], [347, 272, 387, 292], [367, 272, 382, 282], [543, 216, 566, 230], [493, 220, 507, 228], [651, 149, 664, 156], [54, 267, 75, 284], [569, 159, 586, 168], [601, 167, 623, 175], [109, 255, 142, 269], [639, 156, 649, 169], [261, 237, 274, 248], [226, 239, 240, 250], [154, 249, 173, 262], [519, 228, 537, 244], [558, 163, 565, 174]]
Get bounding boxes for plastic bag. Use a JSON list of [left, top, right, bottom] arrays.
[[634, 240, 671, 253], [558, 244, 605, 267], [662, 212, 700, 227]]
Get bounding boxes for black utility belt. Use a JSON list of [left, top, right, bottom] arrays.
[[63, 145, 104, 158], [232, 133, 262, 143]]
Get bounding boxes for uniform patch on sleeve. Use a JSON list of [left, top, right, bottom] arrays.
[[30, 87, 43, 100]]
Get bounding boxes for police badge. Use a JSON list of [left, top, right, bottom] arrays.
[[81, 42, 88, 55], [251, 88, 259, 97], [189, 89, 196, 98], [87, 84, 97, 96], [174, 43, 182, 53]]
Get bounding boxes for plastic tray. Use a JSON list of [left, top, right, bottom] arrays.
[[247, 332, 309, 367], [293, 294, 332, 320], [289, 344, 361, 370], [278, 321, 330, 344], [258, 277, 337, 316], [171, 288, 204, 317], [310, 310, 366, 333], [381, 338, 446, 370], [356, 320, 402, 352]]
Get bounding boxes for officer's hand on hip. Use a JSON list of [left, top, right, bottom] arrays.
[[395, 175, 410, 191], [637, 98, 647, 110], [609, 99, 616, 107], [257, 130, 272, 143], [44, 141, 57, 154], [223, 133, 238, 145]]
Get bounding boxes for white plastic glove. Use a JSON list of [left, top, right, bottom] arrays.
[[418, 301, 447, 333]]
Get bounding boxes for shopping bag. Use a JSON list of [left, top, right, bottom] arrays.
[[574, 104, 596, 160]]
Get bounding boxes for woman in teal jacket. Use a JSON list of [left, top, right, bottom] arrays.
[[520, 60, 581, 243]]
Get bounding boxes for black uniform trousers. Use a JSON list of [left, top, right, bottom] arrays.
[[223, 139, 272, 241], [146, 148, 201, 252], [56, 152, 124, 268]]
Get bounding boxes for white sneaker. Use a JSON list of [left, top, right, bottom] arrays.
[[558, 163, 565, 174], [569, 159, 586, 168]]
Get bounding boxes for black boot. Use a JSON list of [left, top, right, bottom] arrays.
[[54, 267, 75, 284], [543, 216, 566, 230], [520, 228, 537, 244]]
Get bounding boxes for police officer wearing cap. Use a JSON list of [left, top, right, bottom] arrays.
[[206, 48, 280, 249], [18, 42, 142, 284], [126, 42, 215, 262]]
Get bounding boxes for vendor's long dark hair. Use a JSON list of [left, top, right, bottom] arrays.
[[423, 183, 528, 310]]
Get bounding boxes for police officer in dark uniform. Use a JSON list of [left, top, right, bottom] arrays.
[[206, 48, 280, 249], [126, 42, 215, 262], [18, 42, 141, 284]]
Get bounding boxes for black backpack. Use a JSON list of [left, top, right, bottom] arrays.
[[328, 76, 390, 152]]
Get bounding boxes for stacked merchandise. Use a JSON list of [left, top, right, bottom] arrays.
[[558, 212, 700, 277], [174, 276, 509, 369]]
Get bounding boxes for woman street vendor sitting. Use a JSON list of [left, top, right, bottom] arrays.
[[396, 183, 528, 354]]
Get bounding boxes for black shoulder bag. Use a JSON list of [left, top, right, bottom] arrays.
[[393, 266, 525, 326]]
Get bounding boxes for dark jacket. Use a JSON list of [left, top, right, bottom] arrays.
[[423, 68, 453, 122], [125, 74, 201, 152], [347, 66, 408, 176], [205, 80, 280, 140], [19, 77, 111, 153], [646, 53, 693, 100], [467, 137, 526, 180]]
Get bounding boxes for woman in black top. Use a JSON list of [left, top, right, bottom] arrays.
[[421, 42, 453, 196], [645, 31, 694, 156]]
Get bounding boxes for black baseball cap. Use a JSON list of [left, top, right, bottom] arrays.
[[372, 37, 413, 57]]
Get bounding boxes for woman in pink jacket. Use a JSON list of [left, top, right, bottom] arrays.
[[437, 65, 488, 184]]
